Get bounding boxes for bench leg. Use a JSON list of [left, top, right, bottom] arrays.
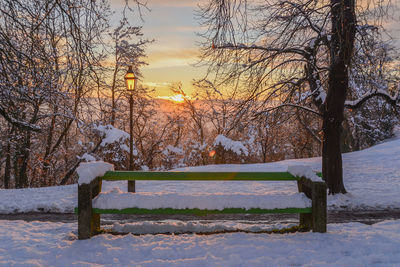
[[128, 180, 135, 192], [91, 179, 101, 233], [78, 178, 102, 239], [78, 183, 92, 239], [92, 213, 100, 233], [299, 213, 313, 230], [312, 182, 327, 233]]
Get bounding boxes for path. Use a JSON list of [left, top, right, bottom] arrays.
[[1, 210, 400, 226]]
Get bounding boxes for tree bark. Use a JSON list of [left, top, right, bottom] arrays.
[[42, 106, 57, 186], [322, 0, 356, 194], [18, 131, 31, 188], [14, 142, 20, 188], [4, 140, 11, 189]]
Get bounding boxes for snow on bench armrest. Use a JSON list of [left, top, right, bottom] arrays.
[[93, 188, 311, 210], [287, 165, 322, 182], [77, 161, 114, 185]]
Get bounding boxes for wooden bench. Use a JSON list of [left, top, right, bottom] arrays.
[[77, 171, 327, 239]]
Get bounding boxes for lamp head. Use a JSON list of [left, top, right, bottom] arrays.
[[124, 66, 137, 92]]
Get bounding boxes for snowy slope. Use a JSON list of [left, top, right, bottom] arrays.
[[1, 220, 400, 266], [0, 137, 399, 213], [0, 184, 76, 213]]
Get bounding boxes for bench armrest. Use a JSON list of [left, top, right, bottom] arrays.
[[297, 176, 327, 232], [78, 177, 102, 239]]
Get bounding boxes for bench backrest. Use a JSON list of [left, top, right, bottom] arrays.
[[101, 171, 298, 181]]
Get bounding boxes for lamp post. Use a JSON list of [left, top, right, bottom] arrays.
[[124, 66, 137, 193]]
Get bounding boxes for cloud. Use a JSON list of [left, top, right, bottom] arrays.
[[144, 48, 201, 68], [142, 81, 172, 88]]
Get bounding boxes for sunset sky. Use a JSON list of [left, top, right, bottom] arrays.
[[111, 0, 206, 98], [111, 0, 400, 98]]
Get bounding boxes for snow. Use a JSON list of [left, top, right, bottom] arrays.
[[9, 116, 41, 131], [345, 89, 399, 107], [76, 161, 114, 185], [111, 220, 296, 234], [1, 137, 400, 265], [77, 152, 96, 162], [314, 79, 326, 103], [93, 187, 311, 210], [213, 135, 249, 156], [1, 136, 400, 213], [287, 165, 322, 182], [315, 85, 326, 102], [1, 220, 400, 265], [163, 145, 184, 156], [94, 125, 134, 156], [0, 185, 76, 213], [309, 38, 316, 48], [94, 124, 131, 149]]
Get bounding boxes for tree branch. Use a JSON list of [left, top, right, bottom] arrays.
[[256, 103, 323, 117], [345, 90, 400, 109], [0, 106, 41, 132]]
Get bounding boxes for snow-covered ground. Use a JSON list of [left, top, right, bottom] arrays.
[[1, 136, 399, 213], [0, 137, 399, 266], [1, 219, 400, 266]]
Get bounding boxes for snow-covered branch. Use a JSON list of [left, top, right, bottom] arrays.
[[213, 44, 309, 57], [0, 106, 41, 132], [345, 89, 400, 109]]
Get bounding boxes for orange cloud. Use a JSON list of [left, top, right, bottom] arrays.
[[142, 81, 172, 88], [145, 48, 201, 68]]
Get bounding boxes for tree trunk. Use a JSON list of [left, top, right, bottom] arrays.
[[111, 83, 116, 126], [4, 141, 11, 189], [110, 51, 119, 126], [18, 131, 31, 188], [42, 107, 57, 186], [14, 143, 20, 188], [322, 109, 346, 194], [322, 0, 356, 194]]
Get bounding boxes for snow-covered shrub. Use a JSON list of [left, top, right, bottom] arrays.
[[213, 135, 248, 164], [93, 124, 138, 170], [183, 140, 209, 167], [343, 31, 400, 151], [343, 100, 398, 151], [160, 145, 185, 170], [77, 153, 97, 162]]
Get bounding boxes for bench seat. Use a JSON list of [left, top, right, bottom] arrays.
[[92, 190, 312, 215]]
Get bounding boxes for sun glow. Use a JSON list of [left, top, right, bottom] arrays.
[[170, 94, 185, 103], [158, 94, 186, 103]]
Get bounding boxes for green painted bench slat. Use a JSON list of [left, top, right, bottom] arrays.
[[90, 207, 312, 216], [102, 171, 297, 181]]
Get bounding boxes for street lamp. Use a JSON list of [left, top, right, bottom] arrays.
[[125, 66, 137, 92], [124, 66, 137, 193]]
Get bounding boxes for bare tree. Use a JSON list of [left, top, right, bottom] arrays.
[[172, 84, 210, 166], [98, 18, 152, 126], [0, 0, 148, 187], [197, 0, 399, 194]]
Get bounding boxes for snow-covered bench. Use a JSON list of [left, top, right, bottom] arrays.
[[76, 162, 327, 239]]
